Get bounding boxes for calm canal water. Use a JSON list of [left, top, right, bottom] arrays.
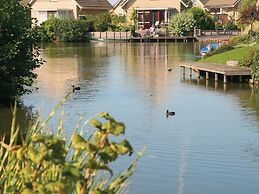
[[2, 42, 259, 193]]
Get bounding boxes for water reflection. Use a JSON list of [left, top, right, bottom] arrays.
[[181, 77, 259, 122], [1, 42, 259, 194], [0, 102, 33, 138]]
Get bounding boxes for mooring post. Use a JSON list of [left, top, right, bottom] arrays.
[[239, 75, 243, 82], [197, 70, 200, 78], [215, 73, 218, 82], [224, 75, 227, 84], [206, 72, 209, 80], [182, 67, 186, 77]]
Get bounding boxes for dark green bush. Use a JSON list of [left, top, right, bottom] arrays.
[[229, 32, 259, 44], [188, 7, 215, 30], [204, 44, 235, 58], [39, 18, 91, 42], [238, 47, 259, 79], [60, 19, 91, 42], [229, 35, 248, 44], [80, 15, 95, 32], [110, 14, 132, 32], [223, 21, 238, 30], [94, 13, 112, 32]]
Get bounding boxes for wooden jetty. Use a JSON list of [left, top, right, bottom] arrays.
[[131, 36, 195, 43], [180, 63, 251, 84]]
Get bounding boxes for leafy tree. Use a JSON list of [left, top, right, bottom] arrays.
[[168, 12, 195, 36], [238, 0, 259, 32], [188, 7, 215, 30], [0, 0, 43, 103]]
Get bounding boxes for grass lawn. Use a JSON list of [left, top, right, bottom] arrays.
[[200, 46, 255, 64]]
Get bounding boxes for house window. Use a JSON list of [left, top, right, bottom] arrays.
[[58, 11, 69, 19], [47, 11, 57, 18], [39, 11, 47, 24], [79, 15, 87, 19]]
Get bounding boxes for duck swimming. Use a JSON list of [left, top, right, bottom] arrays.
[[72, 85, 81, 92], [166, 110, 175, 117]]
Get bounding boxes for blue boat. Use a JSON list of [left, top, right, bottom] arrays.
[[200, 43, 218, 56]]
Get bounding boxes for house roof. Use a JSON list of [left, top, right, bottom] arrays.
[[113, 0, 188, 9], [75, 0, 113, 10], [21, 0, 30, 5], [29, 0, 112, 10], [204, 0, 241, 8], [198, 0, 210, 5]]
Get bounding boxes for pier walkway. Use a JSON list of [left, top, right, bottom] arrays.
[[180, 63, 251, 83]]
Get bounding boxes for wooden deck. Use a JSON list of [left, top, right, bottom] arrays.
[[180, 63, 251, 83], [131, 36, 195, 42]]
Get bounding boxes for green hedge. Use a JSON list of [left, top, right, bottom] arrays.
[[238, 47, 259, 79], [37, 14, 133, 42], [38, 18, 92, 42]]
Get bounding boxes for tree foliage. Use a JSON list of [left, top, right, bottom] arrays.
[[238, 0, 259, 32], [0, 96, 143, 193], [168, 12, 195, 36], [0, 0, 43, 103], [187, 7, 215, 30]]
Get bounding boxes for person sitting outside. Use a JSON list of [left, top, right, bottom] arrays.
[[149, 25, 155, 36]]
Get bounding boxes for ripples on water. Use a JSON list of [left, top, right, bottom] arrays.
[[2, 42, 259, 194]]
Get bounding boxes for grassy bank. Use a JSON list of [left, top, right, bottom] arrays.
[[200, 46, 256, 64]]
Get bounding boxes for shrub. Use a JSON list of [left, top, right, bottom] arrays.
[[187, 7, 215, 30], [168, 12, 195, 36], [0, 96, 143, 193], [204, 44, 235, 58], [94, 13, 112, 32], [60, 19, 91, 42], [223, 21, 238, 30], [110, 14, 132, 32], [40, 18, 91, 42], [229, 32, 259, 44], [80, 15, 95, 32], [229, 35, 248, 44], [238, 47, 259, 79]]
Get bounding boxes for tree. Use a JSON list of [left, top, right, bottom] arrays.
[[238, 0, 259, 32], [0, 0, 43, 104], [168, 12, 195, 37], [188, 7, 215, 30]]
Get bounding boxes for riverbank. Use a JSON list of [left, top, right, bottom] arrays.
[[200, 45, 257, 64]]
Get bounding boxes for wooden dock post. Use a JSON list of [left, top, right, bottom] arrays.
[[215, 73, 218, 82], [197, 70, 200, 78], [206, 72, 209, 80], [182, 67, 185, 77], [189, 68, 192, 78], [239, 75, 243, 82], [224, 75, 227, 84]]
